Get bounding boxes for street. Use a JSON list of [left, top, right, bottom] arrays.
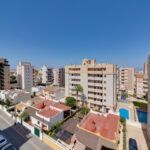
[[0, 109, 53, 150]]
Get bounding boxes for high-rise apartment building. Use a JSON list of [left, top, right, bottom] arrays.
[[17, 62, 33, 93], [119, 67, 135, 95], [144, 61, 148, 74], [42, 65, 53, 85], [53, 68, 65, 87], [65, 59, 117, 112], [135, 73, 148, 99], [147, 55, 150, 139], [0, 58, 10, 90]]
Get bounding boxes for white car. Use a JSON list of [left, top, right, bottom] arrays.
[[0, 135, 7, 148], [1, 144, 16, 150]]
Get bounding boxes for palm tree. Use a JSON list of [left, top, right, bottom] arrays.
[[75, 84, 83, 107]]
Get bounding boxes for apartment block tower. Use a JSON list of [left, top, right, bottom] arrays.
[[144, 61, 148, 74], [65, 59, 117, 112], [135, 73, 148, 99], [119, 67, 135, 95], [147, 55, 150, 139], [0, 58, 10, 90], [17, 62, 33, 93], [53, 68, 65, 87], [42, 65, 53, 85]]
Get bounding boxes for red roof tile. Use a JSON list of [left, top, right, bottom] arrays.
[[34, 100, 55, 109], [34, 100, 70, 111], [39, 108, 59, 118], [79, 113, 120, 140], [55, 103, 70, 111]]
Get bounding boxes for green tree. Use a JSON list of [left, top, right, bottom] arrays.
[[75, 84, 83, 106], [65, 97, 76, 108], [20, 111, 30, 121], [121, 90, 128, 99], [31, 92, 36, 98], [10, 75, 17, 83], [5, 99, 12, 106], [80, 107, 90, 115]]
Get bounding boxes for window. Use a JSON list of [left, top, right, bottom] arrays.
[[37, 121, 40, 125], [69, 68, 80, 71]]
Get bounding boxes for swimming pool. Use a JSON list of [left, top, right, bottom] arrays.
[[137, 109, 147, 124], [119, 108, 129, 120]]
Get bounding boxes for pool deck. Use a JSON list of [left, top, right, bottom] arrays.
[[117, 102, 135, 122], [117, 99, 150, 150], [127, 124, 150, 150]]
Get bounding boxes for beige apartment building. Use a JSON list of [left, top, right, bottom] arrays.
[[41, 65, 53, 85], [53, 68, 65, 87], [147, 55, 150, 139], [135, 73, 148, 99], [65, 59, 117, 112], [0, 58, 10, 90], [144, 61, 148, 74], [119, 67, 135, 95]]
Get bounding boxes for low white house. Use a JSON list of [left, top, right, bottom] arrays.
[[0, 89, 31, 104], [39, 86, 65, 101], [32, 86, 45, 94], [25, 106, 64, 131]]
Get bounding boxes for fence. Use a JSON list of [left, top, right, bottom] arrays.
[[42, 133, 71, 150], [0, 104, 71, 150]]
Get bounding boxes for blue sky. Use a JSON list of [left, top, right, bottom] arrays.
[[0, 0, 150, 69]]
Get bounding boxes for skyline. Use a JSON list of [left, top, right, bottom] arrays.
[[0, 0, 150, 69]]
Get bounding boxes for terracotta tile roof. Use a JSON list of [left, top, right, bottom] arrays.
[[78, 113, 120, 141], [34, 100, 55, 109], [54, 103, 70, 111], [39, 108, 59, 118], [34, 100, 70, 111]]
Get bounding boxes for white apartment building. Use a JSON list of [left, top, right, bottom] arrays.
[[53, 68, 65, 87], [41, 66, 53, 85], [65, 59, 117, 112], [147, 55, 150, 139], [119, 67, 135, 95], [17, 62, 33, 93], [135, 73, 148, 99]]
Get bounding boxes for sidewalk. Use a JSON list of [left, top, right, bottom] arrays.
[[127, 124, 150, 150]]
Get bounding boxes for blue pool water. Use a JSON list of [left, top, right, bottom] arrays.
[[119, 108, 129, 120], [137, 109, 147, 124]]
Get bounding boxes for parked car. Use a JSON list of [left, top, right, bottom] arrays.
[[0, 135, 7, 148], [129, 138, 138, 150], [1, 144, 16, 150]]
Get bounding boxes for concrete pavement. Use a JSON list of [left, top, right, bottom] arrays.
[[127, 124, 150, 150], [0, 109, 53, 150]]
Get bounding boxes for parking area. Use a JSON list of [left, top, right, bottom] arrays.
[[0, 109, 52, 150], [127, 125, 150, 150]]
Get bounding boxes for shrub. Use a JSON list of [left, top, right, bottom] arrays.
[[20, 111, 30, 121], [48, 122, 61, 138], [65, 97, 76, 108], [80, 107, 90, 115], [120, 118, 127, 150], [133, 101, 147, 109]]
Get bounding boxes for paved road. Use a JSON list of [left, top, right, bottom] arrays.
[[0, 109, 53, 150]]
